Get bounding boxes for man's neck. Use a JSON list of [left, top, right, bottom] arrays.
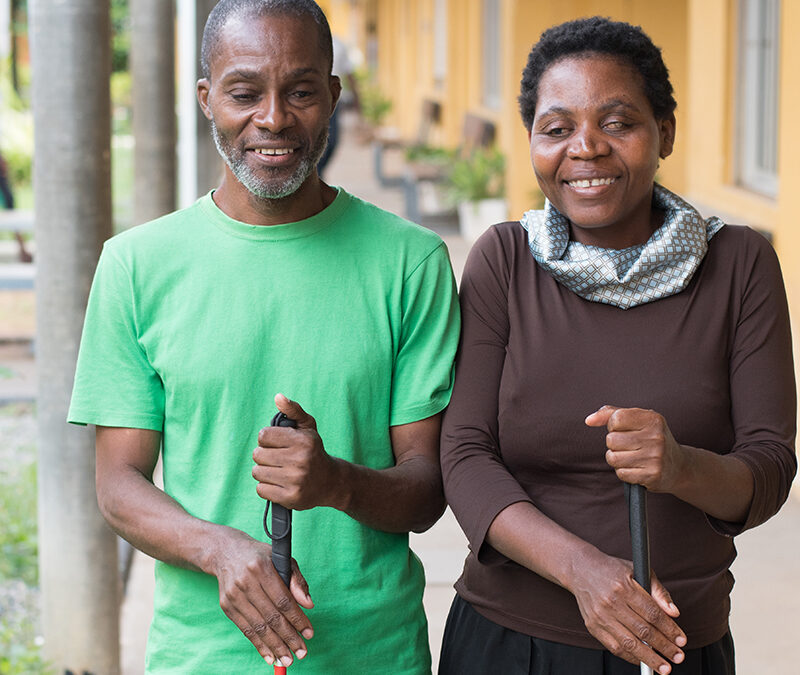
[[212, 173, 337, 226]]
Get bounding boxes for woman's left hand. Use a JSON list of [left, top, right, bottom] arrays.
[[585, 406, 686, 493]]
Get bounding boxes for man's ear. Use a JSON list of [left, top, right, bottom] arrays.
[[328, 75, 342, 116], [659, 113, 676, 159], [197, 78, 213, 121]]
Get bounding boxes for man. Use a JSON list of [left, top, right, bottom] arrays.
[[68, 1, 459, 673]]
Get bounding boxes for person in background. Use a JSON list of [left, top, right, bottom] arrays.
[[68, 1, 460, 673], [316, 33, 361, 178], [439, 16, 795, 675]]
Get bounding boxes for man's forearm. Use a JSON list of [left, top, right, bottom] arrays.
[[98, 463, 243, 575], [327, 454, 445, 533]]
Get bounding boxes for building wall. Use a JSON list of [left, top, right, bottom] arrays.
[[329, 0, 799, 421]]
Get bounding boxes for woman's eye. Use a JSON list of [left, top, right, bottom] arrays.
[[604, 120, 628, 131]]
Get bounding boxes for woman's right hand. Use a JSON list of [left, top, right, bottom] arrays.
[[568, 550, 686, 674]]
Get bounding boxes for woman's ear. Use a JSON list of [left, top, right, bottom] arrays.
[[659, 113, 676, 159]]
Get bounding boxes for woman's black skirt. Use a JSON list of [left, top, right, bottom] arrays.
[[439, 594, 735, 675]]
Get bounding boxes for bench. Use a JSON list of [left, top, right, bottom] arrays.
[[372, 98, 443, 188]]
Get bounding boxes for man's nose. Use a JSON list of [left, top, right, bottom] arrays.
[[253, 93, 294, 133], [567, 124, 610, 159]]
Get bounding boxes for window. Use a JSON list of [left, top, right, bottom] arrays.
[[736, 0, 781, 197], [482, 0, 501, 109]]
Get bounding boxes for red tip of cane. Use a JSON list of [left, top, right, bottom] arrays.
[[274, 666, 287, 675]]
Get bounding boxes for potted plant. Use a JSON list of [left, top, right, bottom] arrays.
[[446, 147, 507, 242]]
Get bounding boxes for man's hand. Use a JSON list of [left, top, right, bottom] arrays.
[[211, 528, 314, 667], [94, 426, 316, 666], [585, 406, 685, 493], [568, 548, 686, 673], [253, 394, 342, 511]]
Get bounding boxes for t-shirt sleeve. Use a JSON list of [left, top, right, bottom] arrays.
[[708, 230, 797, 535], [440, 227, 533, 564], [68, 243, 165, 430], [389, 241, 460, 427]]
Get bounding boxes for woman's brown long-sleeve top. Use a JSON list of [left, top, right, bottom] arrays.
[[440, 222, 796, 649]]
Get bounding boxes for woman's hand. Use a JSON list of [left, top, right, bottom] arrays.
[[568, 549, 686, 673], [585, 406, 686, 493]]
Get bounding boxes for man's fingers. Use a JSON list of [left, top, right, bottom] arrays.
[[274, 393, 316, 430], [258, 573, 313, 656], [290, 559, 315, 613], [222, 604, 276, 663]]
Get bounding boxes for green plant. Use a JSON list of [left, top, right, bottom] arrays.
[[0, 58, 33, 206], [0, 584, 54, 675], [353, 68, 392, 126], [0, 404, 50, 674], [446, 146, 506, 204], [404, 143, 454, 165], [0, 459, 38, 586]]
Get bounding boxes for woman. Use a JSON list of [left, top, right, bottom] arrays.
[[439, 16, 796, 675]]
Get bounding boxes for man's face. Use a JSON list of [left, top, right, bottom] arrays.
[[197, 12, 340, 200]]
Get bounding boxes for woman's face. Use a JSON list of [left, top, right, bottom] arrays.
[[528, 54, 675, 248]]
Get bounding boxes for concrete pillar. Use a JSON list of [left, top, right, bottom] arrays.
[[195, 0, 221, 197], [131, 0, 177, 225], [29, 0, 120, 672]]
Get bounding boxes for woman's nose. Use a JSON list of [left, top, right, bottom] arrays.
[[567, 125, 610, 159]]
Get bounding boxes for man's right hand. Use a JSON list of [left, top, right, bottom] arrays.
[[211, 529, 314, 667]]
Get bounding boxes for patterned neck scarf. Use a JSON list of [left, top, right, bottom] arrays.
[[519, 184, 724, 309]]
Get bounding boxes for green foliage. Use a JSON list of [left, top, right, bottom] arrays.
[[446, 146, 506, 203], [404, 143, 454, 165], [0, 59, 33, 205], [0, 404, 50, 674], [0, 458, 37, 586], [353, 68, 392, 126], [0, 591, 54, 675], [111, 0, 130, 73]]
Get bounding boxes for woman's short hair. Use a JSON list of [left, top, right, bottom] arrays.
[[518, 16, 676, 130]]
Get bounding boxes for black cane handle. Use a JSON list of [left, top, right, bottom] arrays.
[[263, 412, 296, 587]]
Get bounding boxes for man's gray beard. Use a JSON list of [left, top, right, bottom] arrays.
[[210, 120, 329, 200]]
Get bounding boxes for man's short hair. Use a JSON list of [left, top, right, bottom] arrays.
[[518, 16, 676, 130], [201, 0, 334, 80]]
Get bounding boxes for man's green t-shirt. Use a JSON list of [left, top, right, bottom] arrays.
[[68, 189, 460, 674]]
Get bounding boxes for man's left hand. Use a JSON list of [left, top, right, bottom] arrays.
[[253, 394, 341, 510]]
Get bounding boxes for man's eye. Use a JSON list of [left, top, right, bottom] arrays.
[[292, 90, 313, 99], [604, 120, 629, 131], [546, 127, 570, 137], [231, 93, 256, 101]]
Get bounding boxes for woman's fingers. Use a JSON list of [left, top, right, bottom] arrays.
[[572, 555, 686, 671]]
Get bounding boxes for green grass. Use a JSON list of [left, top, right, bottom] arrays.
[[0, 404, 53, 674]]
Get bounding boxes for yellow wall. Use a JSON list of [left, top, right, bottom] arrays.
[[334, 0, 799, 417]]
